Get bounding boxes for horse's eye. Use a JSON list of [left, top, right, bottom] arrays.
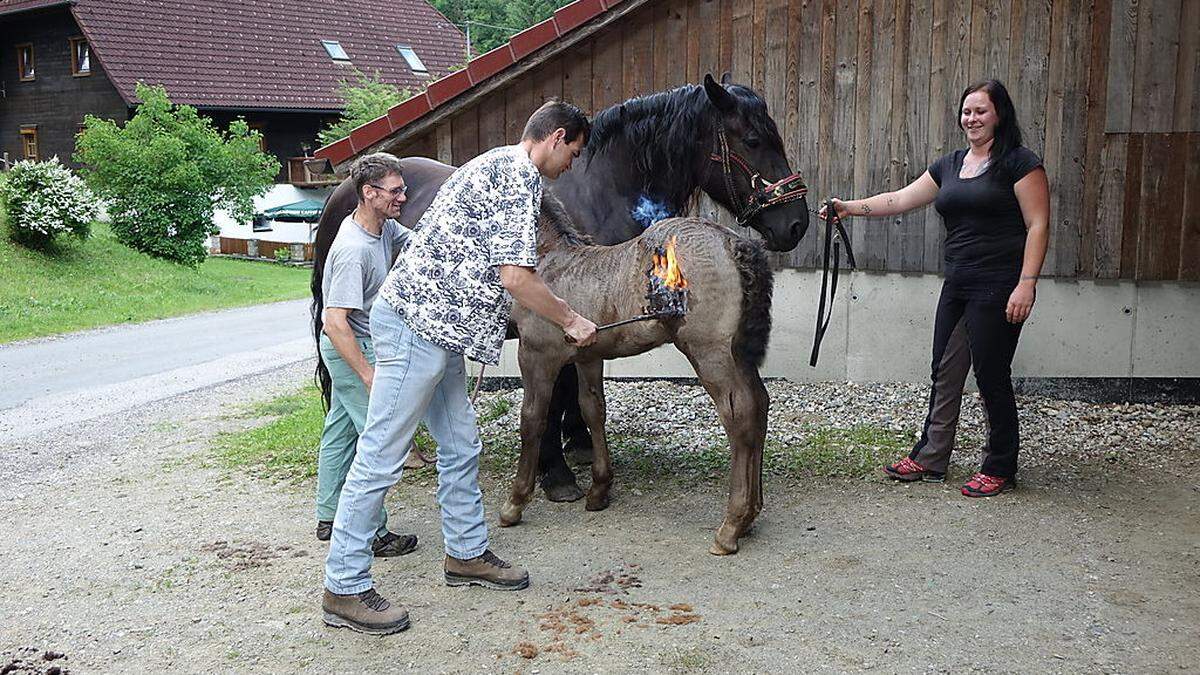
[[743, 135, 760, 149]]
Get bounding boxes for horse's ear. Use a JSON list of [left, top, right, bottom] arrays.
[[720, 71, 733, 85], [703, 73, 736, 114]]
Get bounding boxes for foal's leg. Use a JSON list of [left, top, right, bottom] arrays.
[[573, 360, 613, 512], [499, 349, 563, 527], [678, 344, 767, 555], [538, 367, 585, 503]]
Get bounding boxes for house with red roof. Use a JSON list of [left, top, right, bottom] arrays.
[[0, 0, 467, 185]]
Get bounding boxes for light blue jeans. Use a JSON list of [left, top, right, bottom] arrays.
[[324, 300, 488, 595]]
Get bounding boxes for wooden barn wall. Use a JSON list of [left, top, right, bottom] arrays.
[[393, 0, 1200, 281]]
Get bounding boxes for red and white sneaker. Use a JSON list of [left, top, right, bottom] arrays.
[[961, 472, 1015, 497], [883, 457, 945, 483]]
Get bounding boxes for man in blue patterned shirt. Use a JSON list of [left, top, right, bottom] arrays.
[[322, 101, 598, 635]]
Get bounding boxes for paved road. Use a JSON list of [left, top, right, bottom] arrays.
[[0, 300, 314, 440]]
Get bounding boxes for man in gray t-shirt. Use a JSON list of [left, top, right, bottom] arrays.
[[316, 153, 419, 557]]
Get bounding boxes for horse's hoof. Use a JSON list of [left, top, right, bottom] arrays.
[[543, 480, 585, 503], [498, 502, 524, 527], [709, 539, 739, 556], [585, 491, 610, 512]]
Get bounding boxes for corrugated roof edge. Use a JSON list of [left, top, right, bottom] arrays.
[[314, 0, 627, 164]]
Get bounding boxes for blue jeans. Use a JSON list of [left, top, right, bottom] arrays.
[[324, 300, 488, 595]]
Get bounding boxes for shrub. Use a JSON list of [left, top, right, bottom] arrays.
[[75, 83, 279, 266], [317, 70, 412, 147], [0, 157, 100, 250]]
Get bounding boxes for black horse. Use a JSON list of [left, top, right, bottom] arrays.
[[311, 74, 810, 499]]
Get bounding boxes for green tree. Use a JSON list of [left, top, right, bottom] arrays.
[[75, 83, 279, 266], [318, 70, 413, 147], [430, 0, 571, 54]]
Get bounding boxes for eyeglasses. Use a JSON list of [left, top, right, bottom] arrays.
[[369, 183, 408, 197]]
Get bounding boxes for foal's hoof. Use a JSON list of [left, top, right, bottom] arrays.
[[709, 539, 739, 556], [498, 502, 524, 527], [709, 527, 740, 555], [585, 490, 610, 512], [543, 479, 585, 503]]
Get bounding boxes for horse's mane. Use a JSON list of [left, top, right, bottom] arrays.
[[586, 82, 784, 213], [586, 85, 713, 211], [538, 191, 593, 249]]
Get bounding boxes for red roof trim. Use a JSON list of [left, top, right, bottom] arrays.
[[315, 0, 630, 164], [349, 115, 394, 154], [467, 44, 516, 84], [387, 93, 433, 130], [553, 0, 604, 34], [425, 68, 474, 108], [321, 137, 356, 167], [509, 17, 561, 61]]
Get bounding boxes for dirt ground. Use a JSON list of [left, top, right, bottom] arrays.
[[1, 363, 1197, 674]]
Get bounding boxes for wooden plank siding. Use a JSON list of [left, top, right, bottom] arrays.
[[392, 0, 1198, 281]]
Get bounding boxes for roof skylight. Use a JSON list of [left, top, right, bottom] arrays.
[[321, 40, 350, 62], [396, 45, 427, 73]]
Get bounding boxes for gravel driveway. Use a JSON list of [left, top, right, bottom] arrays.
[[2, 361, 1197, 673]]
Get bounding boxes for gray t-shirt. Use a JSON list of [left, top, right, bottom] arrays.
[[323, 215, 410, 338]]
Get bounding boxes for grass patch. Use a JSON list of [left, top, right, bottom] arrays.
[[218, 385, 908, 485], [215, 384, 435, 481], [0, 219, 310, 344]]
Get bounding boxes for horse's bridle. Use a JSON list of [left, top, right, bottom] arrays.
[[708, 121, 809, 226], [706, 122, 854, 368]]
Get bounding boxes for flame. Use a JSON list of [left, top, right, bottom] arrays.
[[651, 236, 688, 290]]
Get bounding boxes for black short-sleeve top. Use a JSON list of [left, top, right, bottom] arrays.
[[928, 146, 1042, 284]]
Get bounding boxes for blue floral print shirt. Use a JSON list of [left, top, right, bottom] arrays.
[[378, 145, 542, 365]]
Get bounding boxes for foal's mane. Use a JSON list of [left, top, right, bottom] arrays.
[[538, 192, 593, 249]]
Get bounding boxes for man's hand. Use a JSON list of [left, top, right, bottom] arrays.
[[357, 365, 375, 391], [1006, 281, 1036, 323], [563, 313, 598, 347]]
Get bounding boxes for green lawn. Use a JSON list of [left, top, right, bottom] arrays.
[[0, 219, 311, 344]]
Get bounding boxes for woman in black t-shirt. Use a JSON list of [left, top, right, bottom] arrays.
[[821, 79, 1050, 497]]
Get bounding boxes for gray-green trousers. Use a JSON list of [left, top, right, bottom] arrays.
[[317, 334, 388, 538]]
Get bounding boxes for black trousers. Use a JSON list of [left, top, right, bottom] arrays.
[[909, 279, 1024, 478]]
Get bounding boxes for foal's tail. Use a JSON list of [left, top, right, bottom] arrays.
[[730, 237, 773, 368]]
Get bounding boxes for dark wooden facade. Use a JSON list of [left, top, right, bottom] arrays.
[[378, 0, 1199, 281], [0, 7, 336, 183], [0, 8, 128, 169]]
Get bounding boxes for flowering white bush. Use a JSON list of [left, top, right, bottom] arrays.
[[0, 157, 101, 249]]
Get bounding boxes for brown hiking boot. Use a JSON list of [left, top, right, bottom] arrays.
[[444, 549, 530, 591], [322, 588, 409, 635]]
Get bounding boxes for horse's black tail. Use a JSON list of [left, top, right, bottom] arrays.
[[311, 264, 332, 410], [730, 237, 773, 369]]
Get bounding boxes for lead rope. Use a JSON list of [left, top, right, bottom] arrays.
[[471, 363, 486, 406], [809, 199, 856, 367]]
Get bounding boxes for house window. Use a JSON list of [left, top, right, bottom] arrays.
[[20, 126, 38, 161], [17, 43, 35, 81], [70, 37, 91, 76], [396, 45, 427, 73], [321, 40, 350, 62]]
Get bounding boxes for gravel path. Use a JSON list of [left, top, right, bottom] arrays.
[[2, 362, 1197, 673]]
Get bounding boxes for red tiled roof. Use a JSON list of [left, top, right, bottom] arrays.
[[0, 0, 468, 110], [315, 0, 627, 167]]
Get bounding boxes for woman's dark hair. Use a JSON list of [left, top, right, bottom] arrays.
[[959, 79, 1023, 163]]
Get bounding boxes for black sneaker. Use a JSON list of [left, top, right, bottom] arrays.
[[372, 532, 418, 557], [316, 520, 333, 541]]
